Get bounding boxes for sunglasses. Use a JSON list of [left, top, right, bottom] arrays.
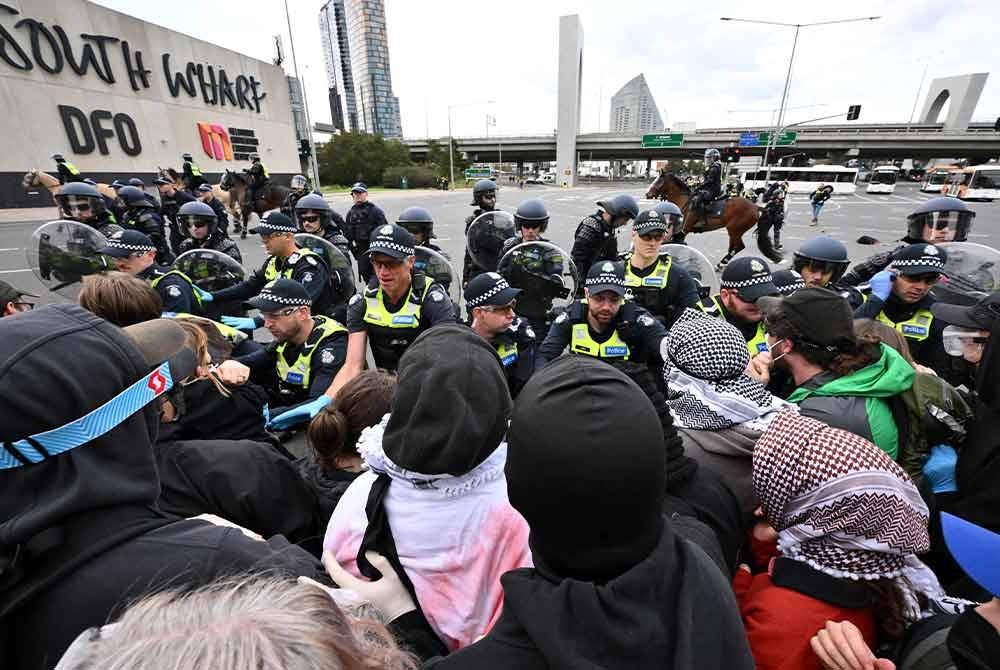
[[300, 215, 320, 223], [638, 231, 666, 241], [479, 301, 517, 314], [263, 306, 302, 319], [67, 203, 92, 212]]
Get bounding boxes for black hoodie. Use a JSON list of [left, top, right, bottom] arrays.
[[0, 306, 325, 669]]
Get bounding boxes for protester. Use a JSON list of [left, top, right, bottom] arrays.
[[323, 324, 530, 652], [0, 279, 38, 316], [77, 272, 162, 325]]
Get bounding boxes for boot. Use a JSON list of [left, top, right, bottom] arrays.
[[773, 229, 783, 251]]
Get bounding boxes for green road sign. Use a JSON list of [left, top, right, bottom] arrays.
[[464, 167, 492, 179], [641, 133, 684, 148], [757, 131, 797, 146]]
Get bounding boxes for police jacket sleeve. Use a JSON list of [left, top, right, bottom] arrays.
[[330, 210, 347, 231], [537, 315, 572, 367], [158, 276, 194, 314], [853, 293, 885, 320], [236, 344, 275, 371], [306, 336, 347, 401], [841, 250, 894, 286], [371, 206, 388, 229], [571, 219, 601, 283], [635, 309, 669, 361], [212, 264, 268, 302], [420, 285, 458, 326], [670, 266, 701, 308], [291, 256, 330, 305]]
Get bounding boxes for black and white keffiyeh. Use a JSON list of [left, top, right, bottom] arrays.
[[662, 309, 793, 431]]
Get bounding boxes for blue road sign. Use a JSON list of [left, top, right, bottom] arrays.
[[739, 132, 759, 147]]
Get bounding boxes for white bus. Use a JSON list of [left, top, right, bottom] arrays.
[[866, 166, 899, 194], [920, 165, 959, 193], [739, 165, 858, 195], [946, 165, 1000, 201]]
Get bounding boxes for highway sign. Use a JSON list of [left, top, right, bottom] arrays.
[[464, 166, 492, 179], [758, 131, 797, 146], [641, 133, 684, 148], [739, 132, 759, 147]]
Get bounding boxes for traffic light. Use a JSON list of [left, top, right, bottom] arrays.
[[725, 147, 742, 163], [847, 105, 861, 121], [298, 139, 311, 158]]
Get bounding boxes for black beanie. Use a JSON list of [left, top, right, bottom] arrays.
[[383, 323, 513, 475], [506, 354, 666, 582]]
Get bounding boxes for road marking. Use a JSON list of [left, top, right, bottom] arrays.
[[0, 268, 32, 274], [0, 247, 20, 252]]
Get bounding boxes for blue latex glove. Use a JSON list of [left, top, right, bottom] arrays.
[[923, 444, 958, 494], [869, 270, 895, 301], [267, 395, 332, 430], [193, 286, 214, 303], [222, 315, 259, 331]]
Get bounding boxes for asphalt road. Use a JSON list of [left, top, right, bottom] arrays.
[[2, 181, 998, 307]]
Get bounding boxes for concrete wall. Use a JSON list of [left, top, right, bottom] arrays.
[[0, 0, 300, 206]]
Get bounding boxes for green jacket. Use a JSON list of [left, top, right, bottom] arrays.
[[788, 344, 915, 460]]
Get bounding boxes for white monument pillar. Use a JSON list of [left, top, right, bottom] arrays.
[[556, 15, 583, 187]]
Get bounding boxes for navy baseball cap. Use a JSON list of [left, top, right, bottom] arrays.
[[98, 230, 157, 258], [249, 212, 297, 235], [465, 272, 521, 309], [633, 209, 669, 234], [366, 223, 416, 260], [246, 278, 312, 313], [350, 182, 368, 193], [932, 293, 1000, 331], [890, 243, 948, 276], [585, 260, 627, 297], [721, 256, 779, 302]]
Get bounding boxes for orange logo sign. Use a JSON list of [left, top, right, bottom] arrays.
[[198, 123, 233, 160]]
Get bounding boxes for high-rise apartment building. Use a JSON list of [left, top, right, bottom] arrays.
[[318, 0, 402, 139], [609, 74, 664, 134]]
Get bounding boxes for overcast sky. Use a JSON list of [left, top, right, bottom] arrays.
[[92, 0, 998, 140]]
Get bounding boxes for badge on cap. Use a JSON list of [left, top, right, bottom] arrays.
[[648, 210, 659, 218], [750, 259, 764, 273], [487, 272, 501, 280], [380, 225, 393, 235], [263, 280, 277, 290], [925, 245, 938, 255], [602, 262, 614, 272]]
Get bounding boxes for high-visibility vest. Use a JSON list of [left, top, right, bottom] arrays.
[[876, 308, 934, 342], [570, 322, 631, 359], [275, 315, 347, 388], [698, 295, 769, 356]]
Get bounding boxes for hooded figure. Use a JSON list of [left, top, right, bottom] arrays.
[[0, 306, 324, 669], [663, 309, 796, 515], [324, 323, 530, 652], [433, 355, 754, 670]]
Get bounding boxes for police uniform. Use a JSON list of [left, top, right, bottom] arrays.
[[175, 201, 242, 264], [343, 183, 388, 284], [182, 157, 206, 191], [345, 223, 455, 371], [211, 212, 337, 318], [538, 261, 666, 368], [154, 179, 197, 254], [853, 243, 949, 373], [235, 279, 348, 413], [55, 182, 121, 237], [698, 256, 779, 357], [621, 209, 700, 326], [122, 204, 172, 265], [98, 230, 199, 314], [570, 195, 638, 295], [465, 272, 538, 397], [462, 180, 500, 288], [497, 235, 569, 337], [53, 155, 82, 184]]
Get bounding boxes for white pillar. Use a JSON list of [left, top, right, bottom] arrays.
[[556, 15, 583, 188]]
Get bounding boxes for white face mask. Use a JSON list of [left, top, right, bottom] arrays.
[[766, 336, 787, 362]]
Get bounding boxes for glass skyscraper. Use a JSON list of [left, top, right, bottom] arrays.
[[609, 74, 664, 134], [319, 0, 402, 139]]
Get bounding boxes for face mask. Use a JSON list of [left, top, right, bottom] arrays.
[[766, 337, 787, 362]]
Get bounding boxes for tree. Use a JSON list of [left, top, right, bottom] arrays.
[[417, 138, 470, 180], [317, 132, 413, 185]]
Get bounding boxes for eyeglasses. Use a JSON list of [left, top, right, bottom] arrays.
[[262, 306, 302, 319], [478, 301, 517, 314], [371, 257, 405, 271], [300, 215, 320, 223], [638, 231, 666, 241]]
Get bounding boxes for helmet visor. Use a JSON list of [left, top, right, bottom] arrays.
[[58, 195, 103, 217], [908, 210, 975, 242], [179, 215, 213, 234], [291, 176, 307, 189]]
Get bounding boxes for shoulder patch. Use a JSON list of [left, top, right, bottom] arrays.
[[555, 312, 568, 324], [305, 255, 319, 265], [349, 293, 362, 305], [302, 272, 314, 283], [638, 314, 654, 327], [320, 349, 335, 365], [430, 290, 445, 302], [167, 285, 182, 297], [288, 252, 300, 263]]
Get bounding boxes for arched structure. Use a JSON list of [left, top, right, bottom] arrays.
[[919, 73, 989, 130]]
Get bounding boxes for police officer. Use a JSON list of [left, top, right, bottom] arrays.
[[500, 198, 549, 256], [760, 180, 787, 250], [465, 272, 537, 397], [570, 193, 639, 293], [689, 148, 723, 228], [204, 212, 337, 323], [246, 151, 270, 209], [54, 182, 120, 236], [97, 230, 200, 313], [654, 200, 687, 243], [793, 235, 863, 307], [343, 182, 388, 284], [842, 197, 976, 286], [175, 200, 242, 263], [462, 179, 501, 287], [395, 206, 452, 290], [197, 183, 230, 234], [772, 269, 805, 296], [52, 153, 82, 184], [181, 152, 206, 191], [294, 192, 351, 256], [154, 177, 197, 254], [539, 260, 666, 370], [282, 174, 308, 217], [854, 243, 949, 373], [118, 185, 172, 264], [225, 278, 348, 415], [621, 209, 700, 326], [698, 256, 779, 357]]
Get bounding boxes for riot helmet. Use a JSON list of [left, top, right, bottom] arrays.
[[653, 200, 684, 237], [514, 198, 549, 233], [127, 177, 145, 187], [396, 206, 435, 242], [793, 235, 850, 284], [249, 152, 260, 162], [55, 182, 106, 221], [597, 194, 639, 227], [178, 200, 218, 239], [290, 174, 307, 191], [472, 179, 497, 207], [294, 193, 333, 234], [51, 153, 65, 162], [118, 186, 151, 209], [704, 148, 721, 165], [907, 197, 975, 243]]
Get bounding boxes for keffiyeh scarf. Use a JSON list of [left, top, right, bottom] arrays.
[[663, 311, 793, 431], [754, 410, 951, 621]]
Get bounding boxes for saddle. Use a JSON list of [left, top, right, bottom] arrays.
[[691, 195, 727, 228]]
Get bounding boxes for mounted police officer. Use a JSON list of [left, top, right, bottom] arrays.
[[698, 256, 779, 357], [51, 153, 82, 184], [282, 174, 309, 217], [294, 192, 350, 256], [203, 212, 337, 324], [175, 200, 242, 263], [246, 152, 270, 206], [154, 176, 196, 254], [620, 209, 700, 326], [98, 230, 199, 313], [689, 148, 723, 228], [793, 235, 862, 308], [196, 183, 230, 234], [462, 179, 501, 287], [842, 197, 976, 286], [343, 182, 388, 284], [854, 243, 950, 374], [181, 152, 206, 191], [117, 185, 172, 264], [465, 272, 537, 397], [55, 182, 120, 236], [570, 193, 639, 294], [225, 278, 348, 416], [539, 261, 666, 372]]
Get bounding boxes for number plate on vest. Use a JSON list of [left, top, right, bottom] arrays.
[[902, 325, 928, 337], [285, 372, 304, 385], [392, 314, 417, 325], [604, 346, 629, 356], [643, 277, 664, 287]]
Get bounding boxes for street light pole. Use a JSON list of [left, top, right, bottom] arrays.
[[447, 100, 495, 188], [721, 15, 880, 183]]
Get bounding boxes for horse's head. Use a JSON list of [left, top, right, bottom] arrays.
[[21, 169, 37, 189], [645, 171, 667, 199], [220, 169, 233, 191]]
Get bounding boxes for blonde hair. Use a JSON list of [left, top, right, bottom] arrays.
[[173, 319, 231, 397], [67, 576, 418, 670]]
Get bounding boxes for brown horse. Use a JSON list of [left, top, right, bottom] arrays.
[[646, 171, 781, 270], [157, 167, 239, 220], [220, 169, 290, 235], [21, 169, 117, 201]]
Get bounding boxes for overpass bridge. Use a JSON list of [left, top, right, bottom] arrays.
[[311, 122, 1000, 164]]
